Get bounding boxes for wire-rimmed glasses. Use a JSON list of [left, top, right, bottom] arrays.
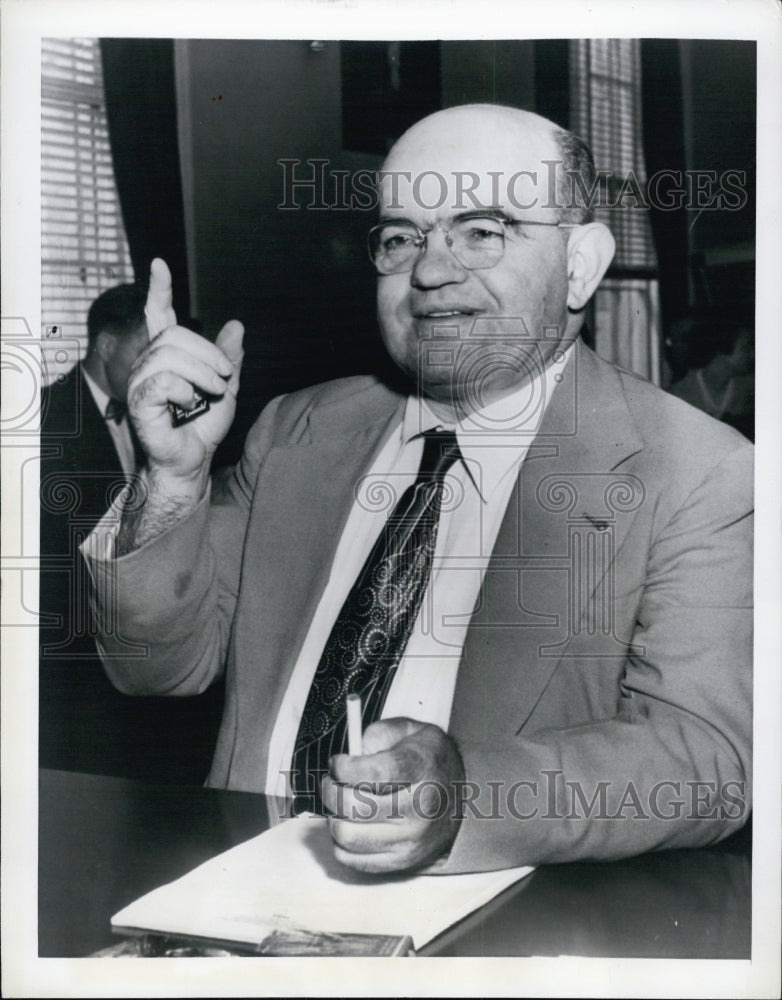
[[368, 213, 577, 275]]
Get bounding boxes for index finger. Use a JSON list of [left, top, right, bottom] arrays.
[[145, 257, 177, 337], [322, 772, 411, 822], [330, 739, 426, 786]]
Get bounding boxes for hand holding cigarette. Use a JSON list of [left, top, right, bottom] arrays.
[[322, 715, 465, 874]]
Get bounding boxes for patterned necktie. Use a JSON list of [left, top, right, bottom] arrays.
[[290, 429, 461, 812]]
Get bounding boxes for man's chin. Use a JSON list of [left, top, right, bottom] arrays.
[[381, 359, 456, 411], [397, 365, 455, 402]]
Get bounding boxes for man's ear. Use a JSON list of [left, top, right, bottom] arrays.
[[565, 222, 615, 311], [94, 330, 117, 363]]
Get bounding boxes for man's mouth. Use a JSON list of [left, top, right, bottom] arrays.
[[414, 309, 479, 319]]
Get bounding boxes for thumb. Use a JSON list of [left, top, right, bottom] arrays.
[[216, 319, 245, 369], [145, 257, 177, 336]]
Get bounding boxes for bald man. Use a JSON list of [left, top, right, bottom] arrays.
[[84, 105, 752, 875]]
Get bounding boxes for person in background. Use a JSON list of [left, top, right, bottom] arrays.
[[39, 283, 223, 780], [40, 284, 149, 657], [667, 312, 754, 440]]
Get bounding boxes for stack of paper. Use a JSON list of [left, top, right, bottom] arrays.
[[112, 814, 534, 951]]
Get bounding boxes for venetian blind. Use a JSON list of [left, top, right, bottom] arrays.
[[41, 37, 134, 382], [570, 39, 658, 275], [569, 39, 661, 383]]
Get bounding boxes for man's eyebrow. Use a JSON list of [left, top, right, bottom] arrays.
[[375, 208, 515, 227], [452, 207, 512, 222], [376, 215, 417, 226]]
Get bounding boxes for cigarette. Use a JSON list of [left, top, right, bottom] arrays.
[[346, 693, 363, 756]]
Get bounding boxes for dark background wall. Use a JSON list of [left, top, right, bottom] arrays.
[[682, 40, 756, 257], [183, 40, 381, 461], [680, 40, 755, 315]]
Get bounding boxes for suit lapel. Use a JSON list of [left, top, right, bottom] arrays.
[[81, 383, 124, 479], [245, 424, 402, 664], [450, 341, 647, 746]]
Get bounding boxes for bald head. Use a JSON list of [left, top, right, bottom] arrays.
[[379, 104, 596, 224], [385, 104, 559, 166]]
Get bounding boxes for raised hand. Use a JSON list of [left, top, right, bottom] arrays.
[[115, 259, 244, 555], [321, 718, 465, 873], [128, 258, 244, 490]]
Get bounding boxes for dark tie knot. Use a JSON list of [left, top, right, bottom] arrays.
[[417, 429, 461, 483], [105, 398, 127, 423]]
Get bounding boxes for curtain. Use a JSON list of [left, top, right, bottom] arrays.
[[100, 39, 191, 320], [639, 40, 689, 379], [593, 278, 662, 379]]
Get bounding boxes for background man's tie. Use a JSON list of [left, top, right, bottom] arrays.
[[104, 398, 127, 423], [291, 429, 461, 812], [105, 398, 145, 473]]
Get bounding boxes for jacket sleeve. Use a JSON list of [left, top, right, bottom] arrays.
[[84, 394, 287, 696], [439, 442, 753, 872]]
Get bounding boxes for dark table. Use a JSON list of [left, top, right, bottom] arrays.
[[38, 768, 751, 959]]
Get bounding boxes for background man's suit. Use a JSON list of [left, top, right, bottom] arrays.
[[40, 365, 223, 781], [90, 339, 753, 869]]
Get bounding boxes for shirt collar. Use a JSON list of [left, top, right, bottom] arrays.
[[400, 343, 574, 501], [80, 365, 113, 419]]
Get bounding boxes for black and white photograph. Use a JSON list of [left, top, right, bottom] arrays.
[[2, 0, 780, 996]]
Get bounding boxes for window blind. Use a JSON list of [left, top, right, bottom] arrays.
[[569, 39, 661, 384], [570, 39, 658, 275], [41, 37, 134, 382]]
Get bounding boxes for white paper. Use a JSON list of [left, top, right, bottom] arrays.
[[112, 814, 533, 950]]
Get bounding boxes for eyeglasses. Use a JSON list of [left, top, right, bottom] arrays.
[[367, 213, 578, 275]]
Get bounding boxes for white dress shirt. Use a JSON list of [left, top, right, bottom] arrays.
[[265, 347, 572, 796], [81, 367, 137, 479]]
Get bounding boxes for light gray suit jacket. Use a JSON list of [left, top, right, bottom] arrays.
[[91, 340, 753, 872]]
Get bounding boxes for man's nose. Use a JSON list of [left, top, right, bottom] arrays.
[[409, 231, 469, 289]]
